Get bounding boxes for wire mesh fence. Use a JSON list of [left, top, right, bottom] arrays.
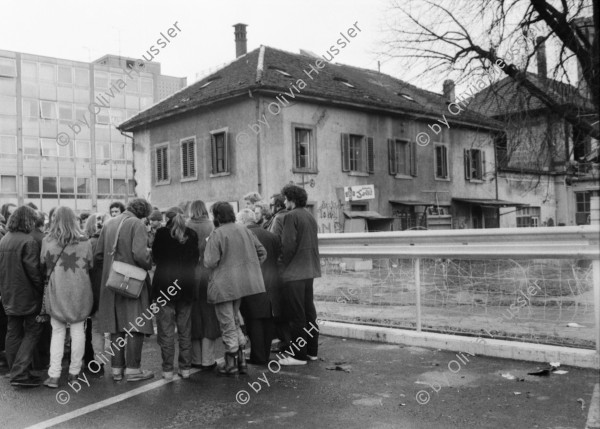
[[314, 257, 596, 349]]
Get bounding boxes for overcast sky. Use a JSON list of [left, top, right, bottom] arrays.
[[3, 0, 392, 85]]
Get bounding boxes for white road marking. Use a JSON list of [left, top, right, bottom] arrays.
[[24, 367, 204, 429]]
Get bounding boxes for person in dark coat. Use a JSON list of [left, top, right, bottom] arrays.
[[204, 202, 267, 376], [94, 198, 154, 382], [237, 209, 280, 365], [278, 185, 322, 366], [29, 210, 50, 373], [82, 213, 106, 375], [186, 200, 220, 370], [0, 205, 44, 386], [152, 207, 199, 380]]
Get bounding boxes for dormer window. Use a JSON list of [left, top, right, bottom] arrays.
[[268, 66, 292, 78], [398, 92, 415, 101], [334, 77, 355, 88]]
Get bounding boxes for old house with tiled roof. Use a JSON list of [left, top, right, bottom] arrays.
[[119, 24, 522, 231], [468, 39, 599, 227]]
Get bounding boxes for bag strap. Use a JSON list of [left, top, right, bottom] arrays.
[[110, 217, 128, 263], [47, 243, 68, 280]]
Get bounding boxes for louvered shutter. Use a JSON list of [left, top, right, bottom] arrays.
[[464, 149, 471, 180], [341, 133, 350, 172], [367, 137, 374, 174], [388, 139, 396, 175], [481, 150, 486, 180], [156, 148, 163, 181], [224, 132, 229, 172], [210, 134, 217, 174], [182, 142, 189, 178], [163, 147, 169, 181], [410, 141, 418, 176]]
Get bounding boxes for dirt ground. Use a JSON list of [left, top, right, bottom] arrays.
[[314, 258, 596, 349]]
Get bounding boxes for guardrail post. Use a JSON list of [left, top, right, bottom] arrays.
[[415, 258, 421, 332], [592, 196, 600, 357]]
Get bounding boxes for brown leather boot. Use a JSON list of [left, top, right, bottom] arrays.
[[217, 352, 239, 376], [238, 346, 248, 375]]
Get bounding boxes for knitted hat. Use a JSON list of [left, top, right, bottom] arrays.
[[148, 210, 163, 221]]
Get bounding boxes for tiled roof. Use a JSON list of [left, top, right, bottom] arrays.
[[466, 72, 594, 117], [119, 46, 500, 131]]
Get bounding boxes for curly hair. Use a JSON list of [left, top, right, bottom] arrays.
[[236, 208, 256, 225], [126, 198, 153, 219], [243, 192, 263, 205], [211, 201, 236, 225], [281, 184, 307, 207], [7, 205, 37, 233], [109, 201, 126, 214]]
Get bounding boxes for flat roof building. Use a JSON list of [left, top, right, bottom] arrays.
[[0, 49, 186, 213]]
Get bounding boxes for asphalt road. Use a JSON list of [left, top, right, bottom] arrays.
[[0, 334, 597, 429]]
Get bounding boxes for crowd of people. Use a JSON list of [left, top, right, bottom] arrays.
[[0, 184, 321, 389]]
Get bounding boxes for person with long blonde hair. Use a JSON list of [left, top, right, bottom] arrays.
[[152, 207, 199, 379], [186, 200, 220, 370], [41, 206, 93, 388]]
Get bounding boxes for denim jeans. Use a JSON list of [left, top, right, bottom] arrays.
[[49, 318, 85, 378], [214, 300, 246, 354], [281, 279, 319, 361], [109, 332, 144, 371], [5, 314, 43, 381], [156, 301, 192, 372]]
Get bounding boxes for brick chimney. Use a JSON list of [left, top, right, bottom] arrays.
[[443, 79, 455, 102], [233, 23, 248, 58], [536, 36, 547, 78]]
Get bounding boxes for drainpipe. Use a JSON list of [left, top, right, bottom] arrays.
[[254, 93, 263, 196]]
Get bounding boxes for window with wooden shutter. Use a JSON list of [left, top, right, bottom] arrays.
[[435, 145, 448, 179], [367, 137, 374, 174], [210, 130, 229, 175], [181, 138, 196, 180], [464, 149, 471, 180], [410, 141, 418, 176], [341, 133, 350, 172], [155, 145, 169, 183], [481, 151, 486, 179], [388, 138, 396, 175]]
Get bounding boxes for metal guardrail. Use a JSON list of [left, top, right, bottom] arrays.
[[317, 225, 600, 355]]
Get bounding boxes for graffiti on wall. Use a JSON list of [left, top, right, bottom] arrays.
[[317, 200, 344, 233]]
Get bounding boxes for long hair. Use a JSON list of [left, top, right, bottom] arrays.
[[165, 206, 188, 244], [189, 200, 208, 220], [7, 205, 37, 233], [84, 213, 98, 238], [48, 206, 82, 246]]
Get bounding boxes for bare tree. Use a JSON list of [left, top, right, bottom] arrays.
[[383, 0, 599, 140]]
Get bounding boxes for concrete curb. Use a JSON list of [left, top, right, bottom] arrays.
[[318, 320, 600, 369], [586, 384, 600, 429]]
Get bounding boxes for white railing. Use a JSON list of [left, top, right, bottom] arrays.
[[318, 225, 600, 355]]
